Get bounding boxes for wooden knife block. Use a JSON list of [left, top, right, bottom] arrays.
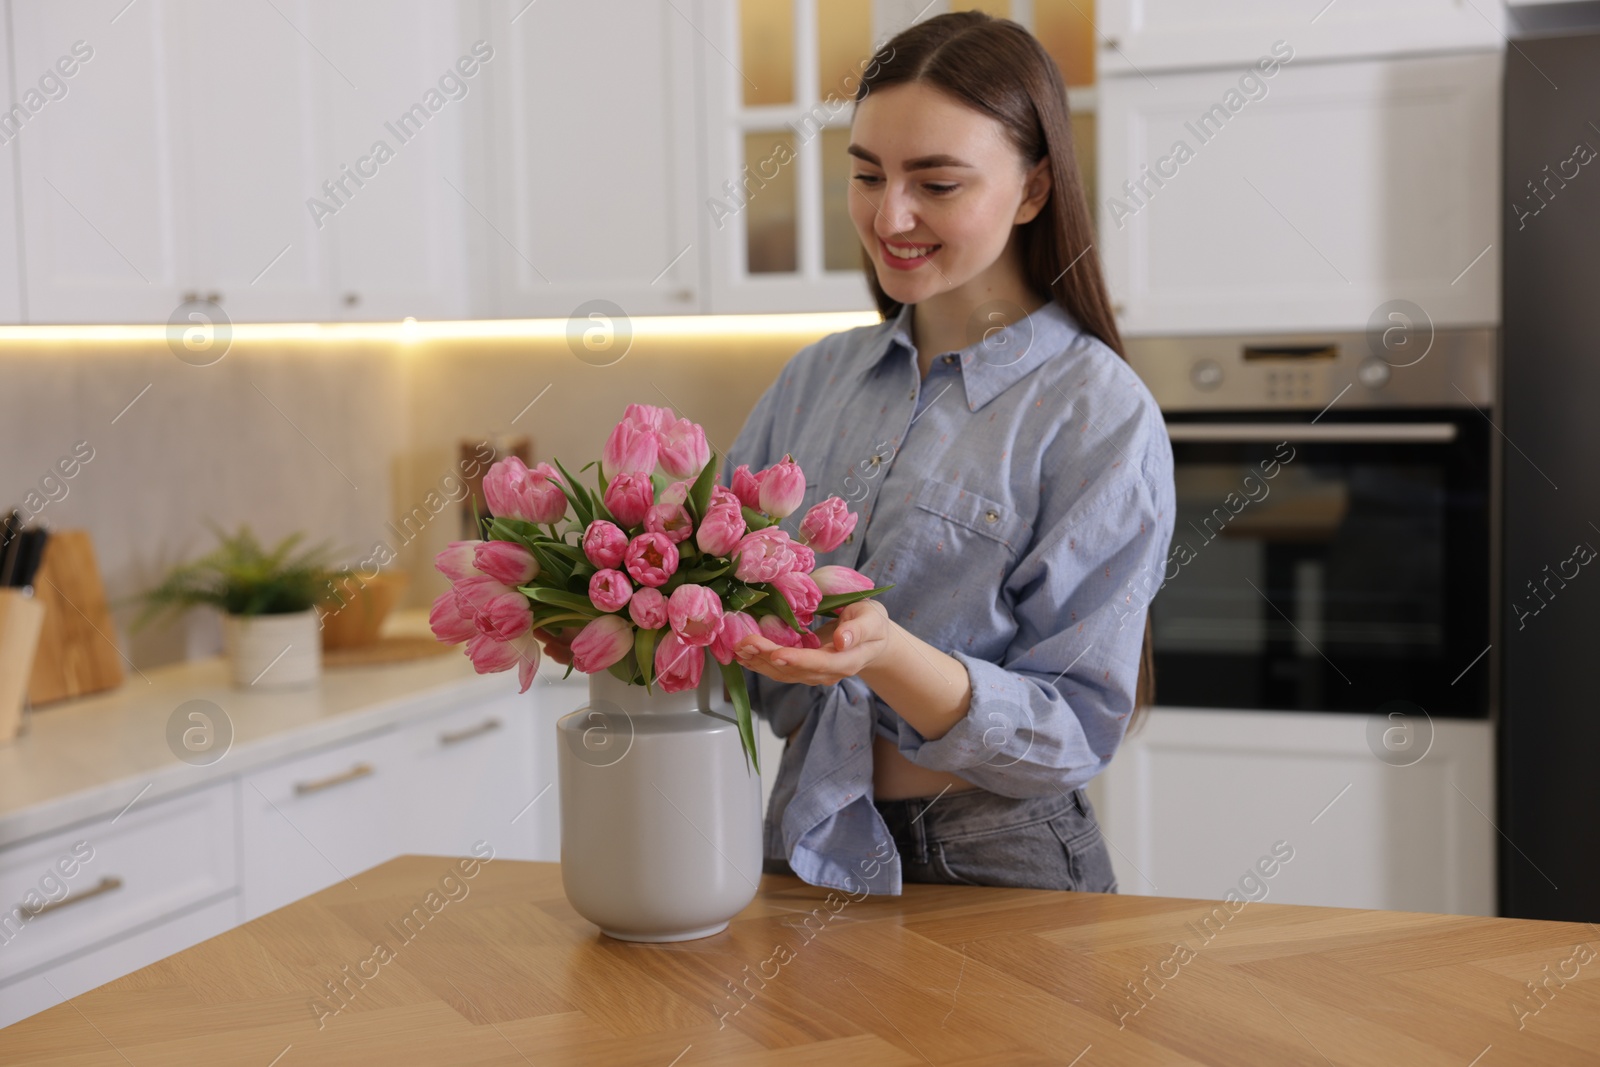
[[0, 591, 45, 742], [27, 530, 124, 706]]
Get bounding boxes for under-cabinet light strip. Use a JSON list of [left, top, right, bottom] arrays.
[[0, 311, 882, 345]]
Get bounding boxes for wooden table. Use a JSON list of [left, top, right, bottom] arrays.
[[2, 855, 1596, 1065]]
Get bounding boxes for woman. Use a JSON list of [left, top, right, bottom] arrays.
[[553, 11, 1174, 896]]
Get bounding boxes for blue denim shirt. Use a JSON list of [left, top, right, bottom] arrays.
[[724, 297, 1175, 896]]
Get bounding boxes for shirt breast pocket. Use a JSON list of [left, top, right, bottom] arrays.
[[908, 476, 1031, 562]]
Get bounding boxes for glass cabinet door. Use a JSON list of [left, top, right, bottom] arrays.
[[704, 0, 1099, 312]]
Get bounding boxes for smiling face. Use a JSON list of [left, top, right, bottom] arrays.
[[847, 81, 1052, 310]]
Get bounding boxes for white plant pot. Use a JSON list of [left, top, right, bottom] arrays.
[[557, 651, 763, 942], [221, 610, 321, 689]]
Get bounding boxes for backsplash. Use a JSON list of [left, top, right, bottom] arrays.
[[0, 322, 845, 670]]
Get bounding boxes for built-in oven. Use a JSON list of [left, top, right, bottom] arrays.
[[1124, 329, 1495, 719]]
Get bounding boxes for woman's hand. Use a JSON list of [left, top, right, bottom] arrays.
[[734, 600, 892, 687]]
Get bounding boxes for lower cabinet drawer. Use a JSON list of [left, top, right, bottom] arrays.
[[0, 894, 239, 1030], [0, 781, 238, 985], [240, 727, 412, 921]]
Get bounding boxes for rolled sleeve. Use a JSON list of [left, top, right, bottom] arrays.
[[891, 471, 1174, 797]]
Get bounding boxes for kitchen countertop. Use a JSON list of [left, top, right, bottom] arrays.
[[1, 854, 1594, 1065], [0, 612, 584, 847]]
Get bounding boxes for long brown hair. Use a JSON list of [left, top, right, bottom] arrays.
[[854, 11, 1156, 729]]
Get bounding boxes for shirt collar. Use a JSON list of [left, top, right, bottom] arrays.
[[859, 298, 1084, 412]]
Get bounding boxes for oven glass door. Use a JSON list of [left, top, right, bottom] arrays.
[[1150, 410, 1489, 717]]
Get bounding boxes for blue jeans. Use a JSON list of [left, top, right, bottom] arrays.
[[763, 786, 1119, 893]]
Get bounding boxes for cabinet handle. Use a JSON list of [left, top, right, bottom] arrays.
[[343, 292, 360, 307], [294, 762, 374, 796], [26, 876, 124, 918], [205, 291, 222, 305], [440, 718, 502, 746]]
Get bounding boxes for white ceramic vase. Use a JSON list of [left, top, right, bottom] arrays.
[[221, 610, 321, 689], [557, 650, 763, 942]]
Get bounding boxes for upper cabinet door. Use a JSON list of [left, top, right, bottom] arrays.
[[167, 0, 333, 322], [697, 0, 874, 314], [307, 1, 479, 321], [1097, 0, 1506, 74], [481, 0, 701, 319], [11, 1, 184, 323], [1098, 52, 1501, 336], [11, 0, 333, 323], [0, 14, 23, 323]]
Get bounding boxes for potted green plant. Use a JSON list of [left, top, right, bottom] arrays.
[[134, 525, 336, 688]]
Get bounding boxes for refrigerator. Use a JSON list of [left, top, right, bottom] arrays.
[[1501, 18, 1600, 923]]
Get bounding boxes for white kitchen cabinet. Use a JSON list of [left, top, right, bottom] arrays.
[[11, 0, 334, 323], [0, 895, 238, 1030], [0, 780, 239, 1030], [1097, 0, 1505, 75], [0, 14, 24, 323], [11, 0, 487, 324], [479, 0, 703, 318], [238, 724, 414, 921], [1098, 51, 1500, 335], [165, 0, 335, 322], [398, 690, 555, 862], [308, 1, 480, 321], [9, 1, 185, 322], [695, 0, 875, 314], [1090, 707, 1495, 915]]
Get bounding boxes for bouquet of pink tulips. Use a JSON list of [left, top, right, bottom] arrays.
[[429, 404, 887, 773]]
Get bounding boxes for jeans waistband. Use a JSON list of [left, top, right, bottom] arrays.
[[873, 787, 1083, 842]]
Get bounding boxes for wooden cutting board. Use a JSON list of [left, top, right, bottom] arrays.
[[27, 530, 124, 706]]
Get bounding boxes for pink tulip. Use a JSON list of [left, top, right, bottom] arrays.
[[799, 496, 858, 553], [622, 402, 673, 432], [811, 565, 876, 596], [582, 520, 628, 568], [603, 473, 654, 528], [475, 591, 534, 641], [473, 541, 538, 586], [654, 631, 705, 693], [628, 586, 668, 629], [435, 540, 483, 580], [730, 464, 763, 510], [711, 611, 760, 665], [771, 570, 822, 626], [667, 584, 724, 647], [758, 613, 805, 648], [732, 527, 796, 583], [602, 419, 658, 477], [789, 543, 816, 575], [483, 457, 569, 525], [570, 614, 635, 674], [758, 455, 806, 519], [658, 418, 711, 479], [588, 568, 634, 613], [710, 484, 742, 512], [465, 632, 541, 693], [644, 502, 695, 543], [623, 532, 680, 587], [429, 590, 477, 645], [453, 575, 514, 613], [657, 478, 693, 507], [695, 502, 747, 557]]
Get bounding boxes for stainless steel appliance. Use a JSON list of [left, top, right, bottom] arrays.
[[1125, 329, 1495, 719], [1501, 19, 1600, 923]]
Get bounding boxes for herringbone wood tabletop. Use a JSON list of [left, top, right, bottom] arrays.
[[1, 854, 1595, 1065]]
